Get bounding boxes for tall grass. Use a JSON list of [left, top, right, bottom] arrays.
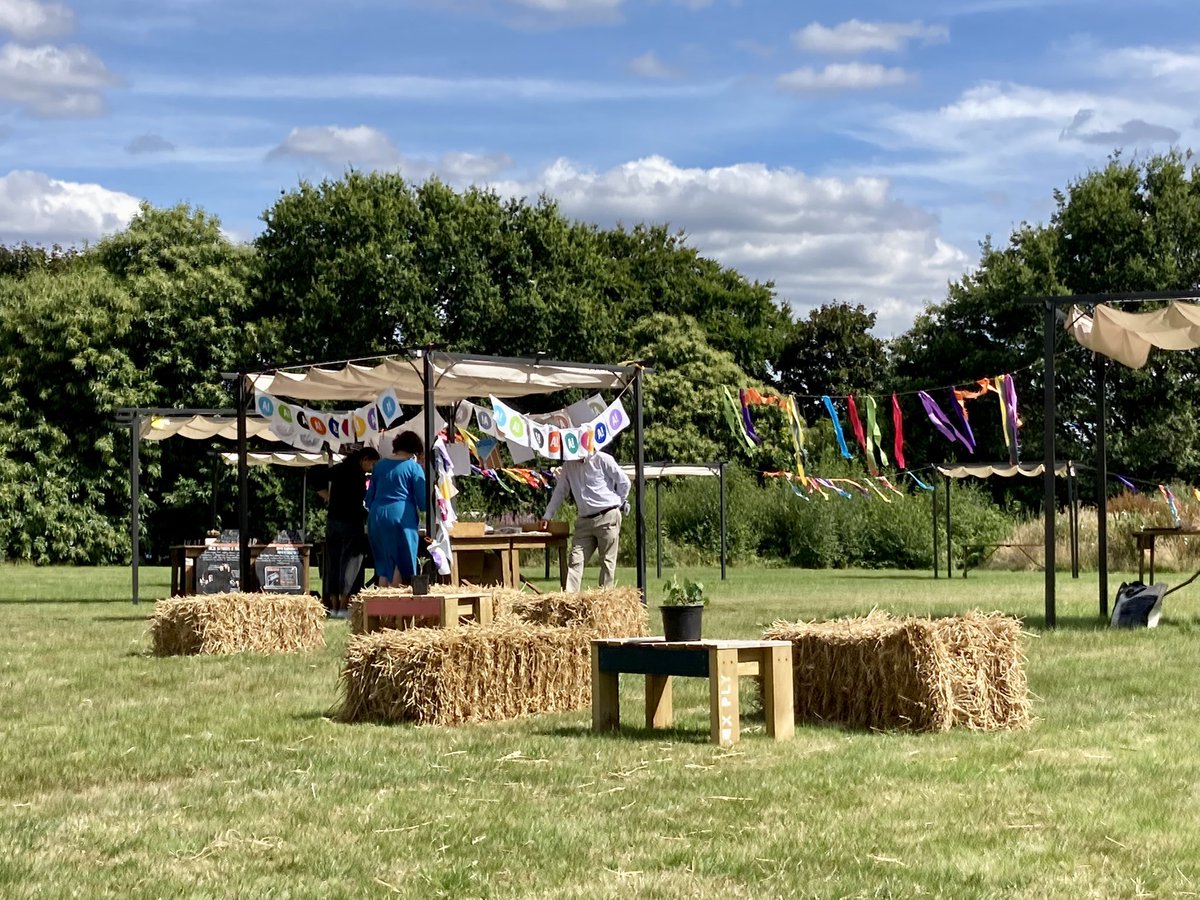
[[988, 490, 1200, 574]]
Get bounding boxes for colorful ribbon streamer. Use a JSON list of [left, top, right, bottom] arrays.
[[864, 395, 888, 475], [847, 395, 869, 465], [892, 393, 906, 470], [822, 396, 853, 459]]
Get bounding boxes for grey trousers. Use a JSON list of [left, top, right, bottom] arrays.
[[567, 508, 622, 592]]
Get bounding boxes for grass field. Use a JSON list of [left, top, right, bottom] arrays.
[[3, 564, 1200, 898]]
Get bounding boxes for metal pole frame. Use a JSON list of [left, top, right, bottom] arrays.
[[130, 414, 141, 605], [718, 460, 727, 581], [1042, 299, 1057, 627], [932, 482, 939, 579], [655, 478, 663, 580], [237, 374, 252, 591], [1097, 357, 1109, 616], [422, 352, 436, 548], [945, 471, 953, 576], [632, 369, 647, 596]]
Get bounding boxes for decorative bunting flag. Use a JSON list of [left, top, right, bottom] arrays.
[[822, 396, 853, 459], [864, 395, 888, 475], [847, 395, 869, 467], [946, 388, 976, 454], [892, 393, 906, 470]]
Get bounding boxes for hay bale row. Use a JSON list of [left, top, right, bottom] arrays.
[[338, 624, 591, 725], [151, 592, 325, 656], [349, 584, 648, 639], [763, 611, 1030, 732], [499, 586, 649, 638]]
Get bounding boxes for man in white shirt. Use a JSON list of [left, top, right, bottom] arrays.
[[541, 450, 631, 592]]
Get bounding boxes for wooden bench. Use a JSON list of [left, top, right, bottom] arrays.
[[362, 592, 490, 633], [962, 543, 1043, 577], [590, 638, 794, 747]]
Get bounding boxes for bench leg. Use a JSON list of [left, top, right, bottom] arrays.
[[591, 644, 620, 732], [761, 646, 794, 741], [708, 647, 740, 746], [645, 674, 673, 729]]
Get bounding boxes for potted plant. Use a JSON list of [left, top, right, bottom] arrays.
[[660, 575, 707, 642]]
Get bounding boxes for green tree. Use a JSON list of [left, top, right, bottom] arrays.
[[777, 302, 888, 399]]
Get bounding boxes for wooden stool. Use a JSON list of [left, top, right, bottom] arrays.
[[362, 592, 490, 633], [590, 638, 794, 747]]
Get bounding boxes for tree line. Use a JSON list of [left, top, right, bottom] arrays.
[[4, 153, 1200, 564]]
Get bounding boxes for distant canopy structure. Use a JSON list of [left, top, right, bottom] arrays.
[[1067, 300, 1200, 369]]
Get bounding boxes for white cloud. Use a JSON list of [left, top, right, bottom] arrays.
[[792, 19, 948, 55], [267, 125, 402, 168], [503, 0, 623, 24], [437, 151, 513, 182], [490, 155, 969, 334], [778, 63, 910, 94], [627, 51, 679, 79], [0, 0, 74, 41], [0, 169, 140, 244], [0, 42, 118, 116]]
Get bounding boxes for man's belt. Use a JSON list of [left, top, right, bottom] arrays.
[[581, 505, 620, 519]]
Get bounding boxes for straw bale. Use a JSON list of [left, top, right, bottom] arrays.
[[338, 624, 591, 726], [932, 612, 1032, 731], [501, 586, 648, 638], [764, 611, 1029, 732], [151, 592, 325, 656]]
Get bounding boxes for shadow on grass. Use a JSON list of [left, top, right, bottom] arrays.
[[1022, 614, 1111, 632], [535, 723, 716, 744], [94, 615, 151, 622], [827, 572, 937, 581]]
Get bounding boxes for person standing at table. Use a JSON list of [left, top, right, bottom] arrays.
[[540, 450, 630, 592], [318, 446, 379, 617], [366, 431, 427, 587]]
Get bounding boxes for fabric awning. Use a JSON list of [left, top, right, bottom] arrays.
[[219, 451, 338, 468], [247, 351, 634, 404], [621, 464, 720, 480], [141, 415, 279, 442], [1066, 301, 1200, 369], [936, 462, 1071, 479]]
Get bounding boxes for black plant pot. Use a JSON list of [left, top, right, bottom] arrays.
[[661, 604, 704, 643], [410, 575, 430, 596]]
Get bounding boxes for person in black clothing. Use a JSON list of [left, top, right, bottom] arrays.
[[318, 446, 380, 618]]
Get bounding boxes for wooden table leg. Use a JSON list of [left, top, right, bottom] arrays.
[[450, 549, 461, 587], [761, 646, 794, 741], [170, 549, 180, 597], [558, 541, 568, 589], [475, 595, 493, 625], [591, 644, 619, 732], [645, 674, 673, 729], [1149, 539, 1156, 585], [440, 595, 458, 628], [708, 647, 740, 746]]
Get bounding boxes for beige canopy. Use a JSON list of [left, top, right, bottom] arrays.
[[220, 451, 338, 468], [1067, 301, 1200, 369], [936, 462, 1070, 479], [140, 415, 278, 442], [247, 351, 633, 404]]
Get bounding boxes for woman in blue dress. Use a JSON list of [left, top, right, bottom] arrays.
[[365, 430, 427, 587]]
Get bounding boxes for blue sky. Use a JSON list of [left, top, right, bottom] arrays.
[[2, 0, 1198, 333]]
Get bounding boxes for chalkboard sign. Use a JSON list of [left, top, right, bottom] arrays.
[[255, 545, 303, 593], [273, 530, 304, 545], [196, 546, 241, 594], [218, 529, 240, 544]]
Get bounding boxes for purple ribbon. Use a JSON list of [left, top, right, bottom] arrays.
[[918, 390, 974, 452], [946, 390, 976, 454]]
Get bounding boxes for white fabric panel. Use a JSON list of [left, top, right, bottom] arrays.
[[141, 415, 279, 442], [219, 451, 339, 468], [936, 462, 1070, 479], [247, 352, 629, 403], [1067, 301, 1200, 369]]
